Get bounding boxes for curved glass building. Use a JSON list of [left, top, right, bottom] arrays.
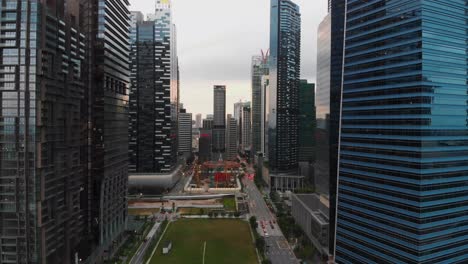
[[336, 1, 468, 263]]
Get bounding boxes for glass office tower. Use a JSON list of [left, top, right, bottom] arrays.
[[81, 0, 130, 258], [251, 53, 269, 155], [298, 80, 315, 163], [213, 85, 226, 157], [128, 0, 179, 173], [336, 1, 468, 263], [316, 0, 346, 256], [268, 0, 301, 173]]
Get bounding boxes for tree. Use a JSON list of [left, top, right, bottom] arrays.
[[293, 223, 303, 238], [249, 216, 258, 229], [256, 237, 266, 253]]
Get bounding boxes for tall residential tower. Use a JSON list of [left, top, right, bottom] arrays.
[[81, 0, 131, 259], [0, 1, 88, 262], [267, 0, 302, 190]]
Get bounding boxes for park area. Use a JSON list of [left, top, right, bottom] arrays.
[[149, 219, 258, 264]]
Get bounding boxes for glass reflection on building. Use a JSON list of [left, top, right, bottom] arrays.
[[336, 1, 468, 263]]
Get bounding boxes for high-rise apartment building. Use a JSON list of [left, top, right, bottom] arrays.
[[335, 1, 468, 263], [298, 80, 315, 163], [251, 52, 270, 155], [315, 0, 345, 255], [178, 109, 192, 157], [226, 115, 238, 161], [81, 0, 130, 259], [268, 0, 301, 172], [0, 1, 89, 262], [267, 0, 302, 191], [128, 0, 179, 173], [212, 85, 226, 157]]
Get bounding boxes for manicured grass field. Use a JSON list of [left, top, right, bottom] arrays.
[[150, 219, 257, 264], [221, 197, 237, 211]]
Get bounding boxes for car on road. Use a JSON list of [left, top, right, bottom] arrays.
[[264, 232, 269, 237]]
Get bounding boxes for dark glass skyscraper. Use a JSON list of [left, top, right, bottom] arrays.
[[81, 0, 130, 258], [336, 1, 468, 263], [298, 80, 315, 163], [0, 1, 87, 263], [268, 0, 301, 173], [213, 85, 226, 158], [128, 1, 179, 173], [315, 0, 345, 256]]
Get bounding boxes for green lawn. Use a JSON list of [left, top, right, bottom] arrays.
[[177, 207, 210, 215], [150, 219, 257, 264], [221, 197, 237, 211]]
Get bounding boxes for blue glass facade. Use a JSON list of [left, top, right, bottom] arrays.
[[336, 1, 468, 263]]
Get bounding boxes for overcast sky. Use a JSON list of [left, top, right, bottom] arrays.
[[129, 0, 328, 117]]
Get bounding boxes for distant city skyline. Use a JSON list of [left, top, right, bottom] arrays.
[[129, 0, 327, 116]]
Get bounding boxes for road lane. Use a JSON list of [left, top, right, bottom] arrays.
[[243, 175, 298, 264]]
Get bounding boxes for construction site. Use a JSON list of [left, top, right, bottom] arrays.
[[184, 160, 242, 193]]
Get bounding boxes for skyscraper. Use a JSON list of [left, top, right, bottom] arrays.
[[178, 109, 193, 157], [213, 85, 226, 158], [234, 101, 244, 122], [226, 115, 238, 161], [81, 0, 130, 259], [203, 118, 214, 130], [261, 75, 270, 156], [195, 113, 202, 128], [251, 52, 270, 155], [128, 0, 179, 173], [335, 1, 468, 263], [0, 1, 88, 262], [242, 104, 252, 153], [316, 0, 345, 255], [199, 129, 212, 163], [267, 0, 302, 190], [298, 80, 315, 163]]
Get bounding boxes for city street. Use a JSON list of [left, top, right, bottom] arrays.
[[243, 174, 298, 264]]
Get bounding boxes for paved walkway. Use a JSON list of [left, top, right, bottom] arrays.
[[129, 222, 161, 264]]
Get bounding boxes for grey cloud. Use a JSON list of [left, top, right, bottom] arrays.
[[129, 0, 328, 115]]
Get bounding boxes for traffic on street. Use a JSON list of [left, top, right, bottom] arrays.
[[243, 166, 298, 264]]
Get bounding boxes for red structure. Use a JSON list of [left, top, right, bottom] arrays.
[[194, 160, 241, 187], [214, 172, 231, 182]]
